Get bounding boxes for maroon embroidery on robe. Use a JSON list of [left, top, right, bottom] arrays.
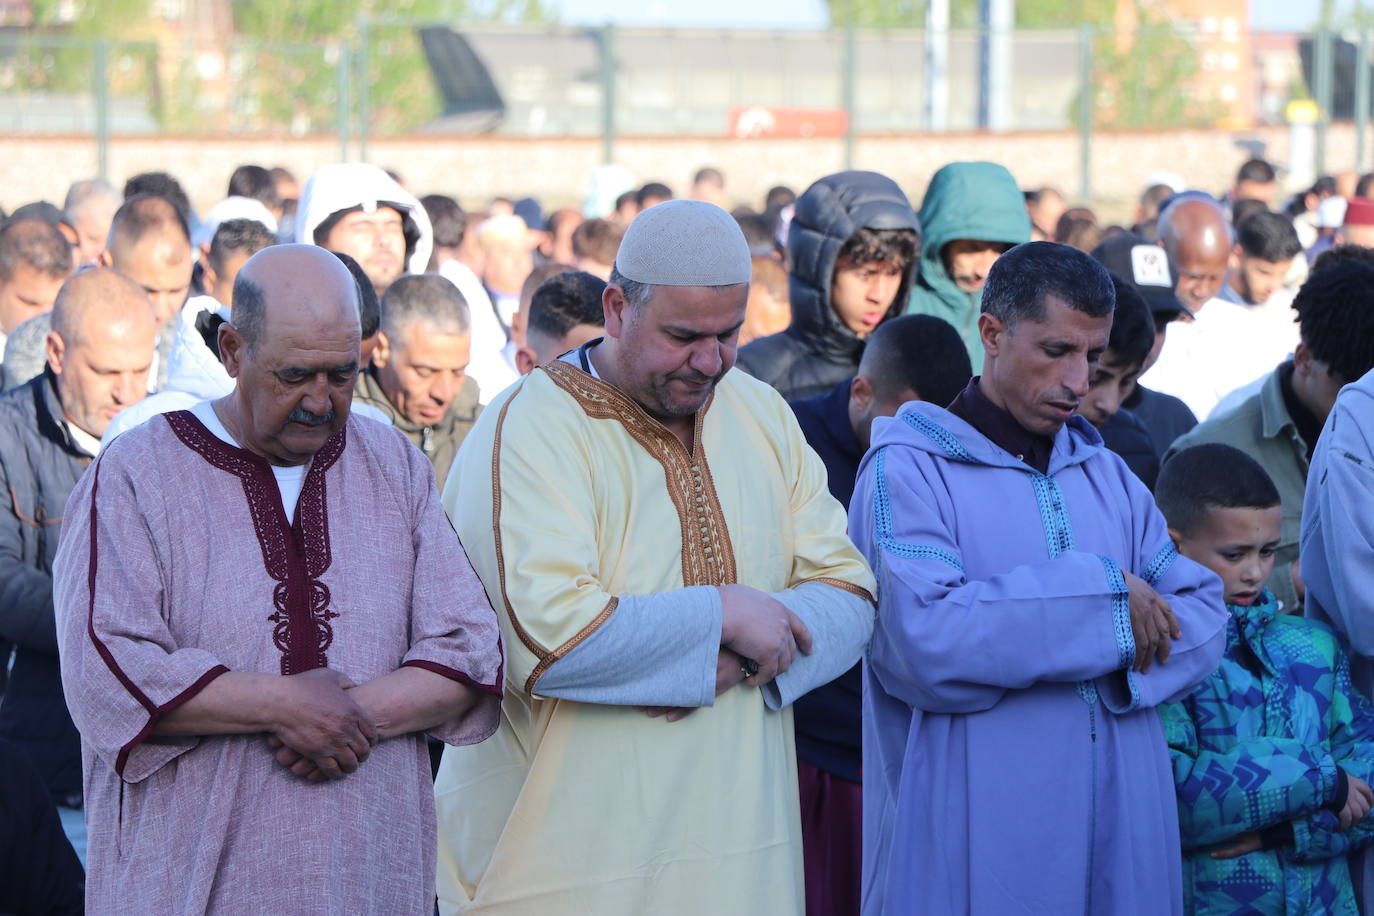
[[165, 410, 347, 674]]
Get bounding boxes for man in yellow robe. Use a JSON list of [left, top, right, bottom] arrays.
[[436, 199, 876, 915]]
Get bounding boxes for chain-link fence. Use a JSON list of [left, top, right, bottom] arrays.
[[1, 20, 1367, 195]]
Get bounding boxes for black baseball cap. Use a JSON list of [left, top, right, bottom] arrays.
[[1091, 233, 1192, 321]]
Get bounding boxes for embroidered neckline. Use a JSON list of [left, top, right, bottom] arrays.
[[164, 410, 346, 674], [539, 360, 737, 588]]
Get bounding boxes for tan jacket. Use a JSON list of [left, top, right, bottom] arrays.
[[353, 369, 482, 490]]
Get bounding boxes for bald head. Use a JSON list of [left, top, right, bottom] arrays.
[[220, 244, 362, 466], [1158, 198, 1231, 257], [232, 244, 360, 356], [48, 268, 157, 438], [1158, 198, 1231, 311], [51, 267, 154, 348]]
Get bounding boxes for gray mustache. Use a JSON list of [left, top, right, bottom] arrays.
[[288, 407, 336, 426]]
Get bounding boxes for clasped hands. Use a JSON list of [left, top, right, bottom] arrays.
[[642, 584, 812, 723], [263, 668, 378, 783], [1124, 571, 1181, 674]]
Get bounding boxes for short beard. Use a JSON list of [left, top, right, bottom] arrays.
[[640, 373, 718, 423]]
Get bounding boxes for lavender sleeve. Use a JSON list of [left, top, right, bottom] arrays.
[[850, 447, 1129, 715], [52, 455, 228, 783], [1096, 474, 1228, 714], [401, 444, 506, 746]]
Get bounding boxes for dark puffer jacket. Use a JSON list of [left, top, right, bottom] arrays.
[[0, 371, 92, 805], [736, 171, 919, 401]]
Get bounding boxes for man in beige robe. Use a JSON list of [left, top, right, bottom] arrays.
[[437, 200, 876, 914]]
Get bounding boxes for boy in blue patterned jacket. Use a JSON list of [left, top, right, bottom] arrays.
[[1157, 443, 1374, 914]]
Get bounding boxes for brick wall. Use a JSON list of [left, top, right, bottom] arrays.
[[4, 123, 1357, 224]]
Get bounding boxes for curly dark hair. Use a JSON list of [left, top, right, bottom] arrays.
[[1294, 260, 1374, 384], [835, 227, 918, 271]]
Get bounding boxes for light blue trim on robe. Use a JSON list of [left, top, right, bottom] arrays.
[[1144, 542, 1179, 588], [1097, 555, 1137, 673], [872, 449, 964, 573], [1031, 473, 1077, 558], [898, 410, 978, 464], [1097, 554, 1140, 713]]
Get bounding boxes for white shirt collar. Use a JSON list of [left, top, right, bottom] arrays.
[[65, 419, 102, 457]]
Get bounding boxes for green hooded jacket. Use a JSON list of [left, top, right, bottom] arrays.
[[905, 161, 1031, 372]]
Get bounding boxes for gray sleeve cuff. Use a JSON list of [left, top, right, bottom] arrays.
[[761, 582, 875, 711], [532, 585, 722, 708]]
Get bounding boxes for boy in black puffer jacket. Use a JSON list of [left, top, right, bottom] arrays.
[[737, 171, 918, 401]]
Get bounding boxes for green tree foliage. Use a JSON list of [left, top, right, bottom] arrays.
[[823, 0, 1095, 29], [826, 1, 924, 28], [3, 0, 158, 121], [823, 0, 1212, 129], [232, 0, 552, 134], [11, 0, 549, 135], [1090, 23, 1216, 129]]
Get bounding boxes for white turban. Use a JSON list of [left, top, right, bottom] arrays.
[[614, 199, 751, 287], [193, 196, 278, 247]]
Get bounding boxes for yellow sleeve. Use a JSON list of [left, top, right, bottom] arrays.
[[445, 378, 626, 696], [776, 392, 878, 602]]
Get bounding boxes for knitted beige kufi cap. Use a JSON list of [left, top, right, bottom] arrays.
[[614, 199, 751, 286]]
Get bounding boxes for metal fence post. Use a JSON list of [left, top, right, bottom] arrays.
[[1077, 25, 1094, 204], [94, 38, 110, 181], [978, 0, 1012, 130], [1358, 26, 1370, 173], [599, 23, 616, 166], [1314, 27, 1332, 177], [357, 16, 371, 163], [925, 0, 949, 131], [843, 15, 856, 169], [337, 42, 352, 163]]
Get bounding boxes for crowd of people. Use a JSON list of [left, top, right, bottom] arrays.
[[2, 150, 1374, 915]]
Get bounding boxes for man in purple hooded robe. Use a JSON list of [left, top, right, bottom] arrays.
[[850, 241, 1228, 914]]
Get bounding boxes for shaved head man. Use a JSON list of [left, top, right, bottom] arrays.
[[1143, 196, 1296, 418], [0, 268, 154, 849], [63, 178, 121, 265], [54, 242, 502, 912], [47, 269, 157, 440], [1158, 197, 1232, 313], [218, 245, 362, 465], [101, 194, 194, 331], [0, 218, 72, 343]]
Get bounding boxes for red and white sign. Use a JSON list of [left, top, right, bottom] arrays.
[[728, 106, 848, 139]]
